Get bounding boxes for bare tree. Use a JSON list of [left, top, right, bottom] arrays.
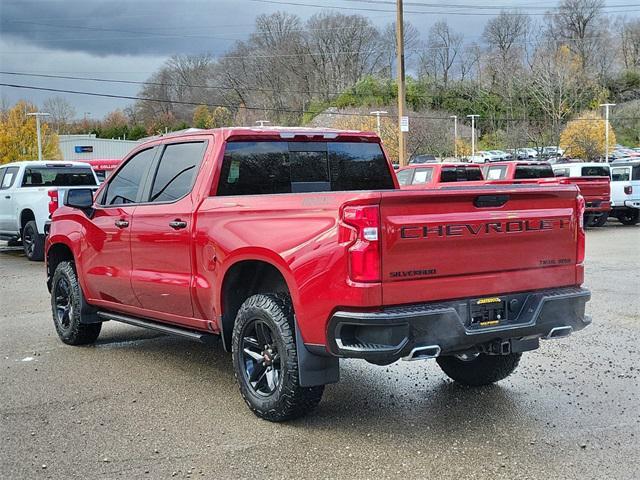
[[549, 0, 605, 73], [43, 96, 76, 133], [381, 21, 421, 77], [422, 20, 462, 88], [483, 11, 530, 79], [620, 18, 640, 69]]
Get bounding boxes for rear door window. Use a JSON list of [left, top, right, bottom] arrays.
[[412, 167, 433, 184], [217, 141, 394, 196], [633, 166, 640, 180], [149, 142, 206, 203], [486, 166, 507, 180], [1, 167, 19, 189], [395, 169, 413, 186], [103, 148, 156, 205], [581, 166, 610, 177], [514, 164, 555, 179], [440, 166, 482, 182], [611, 168, 630, 182], [554, 168, 570, 177]]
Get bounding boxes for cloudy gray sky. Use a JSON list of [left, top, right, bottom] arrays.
[[0, 0, 635, 118]]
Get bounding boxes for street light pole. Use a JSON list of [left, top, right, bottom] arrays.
[[395, 0, 408, 166], [450, 115, 458, 159], [370, 110, 388, 136], [467, 114, 479, 158], [26, 112, 50, 161], [600, 103, 615, 162]]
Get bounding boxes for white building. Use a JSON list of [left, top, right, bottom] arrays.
[[58, 134, 141, 161]]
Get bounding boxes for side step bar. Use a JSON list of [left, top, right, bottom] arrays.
[[97, 311, 218, 345]]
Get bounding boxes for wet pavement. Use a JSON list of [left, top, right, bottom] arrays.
[[1, 223, 639, 479]]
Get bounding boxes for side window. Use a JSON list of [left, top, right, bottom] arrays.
[[149, 142, 206, 203], [487, 166, 506, 180], [395, 169, 413, 186], [464, 168, 483, 181], [611, 168, 630, 182], [554, 168, 569, 177], [0, 168, 5, 188], [412, 168, 433, 184], [1, 167, 19, 189], [103, 148, 156, 205]]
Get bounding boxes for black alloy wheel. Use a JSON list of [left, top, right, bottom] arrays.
[[53, 275, 73, 334], [240, 319, 282, 396]]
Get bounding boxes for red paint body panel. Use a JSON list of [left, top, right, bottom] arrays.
[[46, 127, 585, 349], [559, 177, 611, 213]]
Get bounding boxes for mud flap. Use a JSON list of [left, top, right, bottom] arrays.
[[295, 324, 340, 387]]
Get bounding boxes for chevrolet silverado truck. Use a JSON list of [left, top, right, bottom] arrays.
[[0, 161, 99, 260], [396, 163, 484, 188], [45, 128, 591, 421], [609, 159, 640, 225], [552, 163, 611, 227]]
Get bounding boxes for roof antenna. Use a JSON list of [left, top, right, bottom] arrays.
[[255, 120, 270, 127]]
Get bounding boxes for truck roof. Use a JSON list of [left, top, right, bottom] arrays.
[[138, 127, 379, 146], [486, 161, 550, 167], [1, 160, 95, 168], [398, 162, 480, 170]]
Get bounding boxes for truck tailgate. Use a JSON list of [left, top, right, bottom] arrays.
[[379, 185, 580, 305], [561, 176, 610, 202]]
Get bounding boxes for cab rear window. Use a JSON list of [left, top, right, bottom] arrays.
[[440, 166, 483, 182], [21, 167, 97, 187], [217, 141, 394, 195], [581, 166, 610, 177], [514, 165, 555, 179]]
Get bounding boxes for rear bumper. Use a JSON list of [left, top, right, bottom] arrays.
[[326, 287, 591, 362], [624, 200, 640, 210], [584, 200, 610, 213]]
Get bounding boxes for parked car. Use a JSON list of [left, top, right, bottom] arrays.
[[542, 146, 564, 157], [408, 154, 438, 164], [609, 159, 640, 225], [487, 150, 510, 161], [45, 127, 591, 422], [552, 162, 611, 227], [0, 161, 99, 260], [77, 159, 122, 183], [396, 163, 484, 188], [517, 148, 539, 159], [466, 151, 494, 163]]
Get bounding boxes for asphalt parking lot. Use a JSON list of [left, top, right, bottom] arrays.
[[1, 224, 639, 480]]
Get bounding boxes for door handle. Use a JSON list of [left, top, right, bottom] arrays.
[[114, 219, 129, 229], [4, 196, 10, 199], [169, 220, 187, 230]]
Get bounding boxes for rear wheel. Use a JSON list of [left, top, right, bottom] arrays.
[[22, 221, 44, 261], [436, 352, 522, 386], [618, 209, 640, 226], [590, 213, 609, 227], [51, 261, 101, 345], [232, 294, 324, 422]]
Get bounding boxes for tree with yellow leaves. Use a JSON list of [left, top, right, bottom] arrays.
[[0, 101, 61, 164], [559, 111, 615, 161], [332, 114, 399, 162]]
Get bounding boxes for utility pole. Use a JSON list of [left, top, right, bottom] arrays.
[[600, 103, 615, 162], [370, 110, 388, 136], [26, 112, 50, 161], [396, 0, 408, 166], [467, 114, 479, 158], [450, 115, 458, 159]]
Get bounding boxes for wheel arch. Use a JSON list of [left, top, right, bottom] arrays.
[[46, 239, 77, 292], [20, 208, 36, 233]]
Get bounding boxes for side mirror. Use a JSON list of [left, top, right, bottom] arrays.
[[65, 188, 94, 210]]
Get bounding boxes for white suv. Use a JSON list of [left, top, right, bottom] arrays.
[[0, 161, 99, 260]]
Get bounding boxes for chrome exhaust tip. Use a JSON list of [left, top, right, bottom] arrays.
[[545, 326, 573, 339], [402, 345, 441, 361]]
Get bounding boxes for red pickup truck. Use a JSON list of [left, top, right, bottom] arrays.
[[45, 128, 591, 421]]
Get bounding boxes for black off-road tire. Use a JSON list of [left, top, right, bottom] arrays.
[[231, 294, 324, 422], [590, 213, 609, 227], [22, 220, 44, 261], [436, 352, 522, 386], [51, 261, 102, 345], [618, 209, 640, 226]]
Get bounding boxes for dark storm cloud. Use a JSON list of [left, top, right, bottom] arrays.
[[0, 0, 272, 56]]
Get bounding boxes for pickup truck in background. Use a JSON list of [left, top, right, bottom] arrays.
[[609, 159, 640, 225], [396, 163, 484, 188], [482, 161, 557, 182], [0, 161, 99, 260], [552, 163, 611, 227], [45, 128, 591, 421]]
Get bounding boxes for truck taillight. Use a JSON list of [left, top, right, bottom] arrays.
[[48, 190, 59, 216], [341, 205, 381, 283], [624, 185, 633, 195], [576, 194, 585, 264]]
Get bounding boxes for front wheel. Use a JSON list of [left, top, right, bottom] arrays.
[[22, 220, 44, 261], [51, 261, 102, 345], [436, 352, 522, 386], [231, 294, 324, 422], [589, 213, 609, 227]]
